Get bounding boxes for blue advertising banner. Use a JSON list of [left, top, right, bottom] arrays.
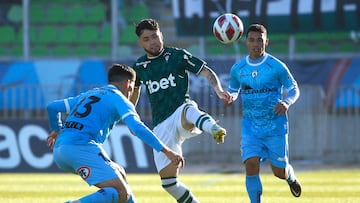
[[0, 120, 157, 173]]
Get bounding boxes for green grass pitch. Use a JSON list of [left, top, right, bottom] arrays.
[[1, 169, 359, 203]]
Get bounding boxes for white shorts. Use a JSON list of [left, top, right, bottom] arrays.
[[153, 100, 202, 172]]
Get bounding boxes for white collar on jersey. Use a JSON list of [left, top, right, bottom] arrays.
[[246, 53, 268, 66], [147, 48, 165, 59]]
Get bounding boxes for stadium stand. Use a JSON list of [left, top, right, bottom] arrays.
[[57, 25, 78, 44], [74, 45, 92, 56], [0, 1, 358, 59], [0, 25, 17, 45], [66, 4, 87, 24], [52, 45, 69, 56]]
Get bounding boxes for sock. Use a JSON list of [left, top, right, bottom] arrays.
[[78, 187, 119, 203], [184, 105, 216, 132], [246, 175, 262, 203], [286, 164, 297, 184], [161, 177, 199, 203]]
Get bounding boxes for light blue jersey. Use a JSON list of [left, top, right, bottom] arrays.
[[228, 53, 300, 137], [47, 84, 166, 186], [47, 84, 164, 151], [229, 53, 300, 166]]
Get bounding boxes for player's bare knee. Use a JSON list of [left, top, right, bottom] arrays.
[[117, 190, 131, 203], [245, 158, 260, 174], [272, 168, 286, 179], [182, 104, 196, 130]]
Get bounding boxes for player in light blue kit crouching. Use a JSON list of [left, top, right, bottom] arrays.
[[46, 64, 184, 203], [224, 23, 302, 203]]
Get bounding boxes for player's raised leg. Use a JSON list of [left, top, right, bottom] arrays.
[[183, 103, 226, 143]]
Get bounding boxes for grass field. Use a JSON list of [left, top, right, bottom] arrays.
[[1, 169, 360, 203]]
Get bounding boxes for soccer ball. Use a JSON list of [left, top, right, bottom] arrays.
[[213, 13, 244, 44]]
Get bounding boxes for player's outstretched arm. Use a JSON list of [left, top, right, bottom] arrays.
[[199, 66, 230, 101]]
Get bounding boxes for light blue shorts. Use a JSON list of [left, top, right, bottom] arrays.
[[241, 133, 289, 168], [53, 143, 123, 186]]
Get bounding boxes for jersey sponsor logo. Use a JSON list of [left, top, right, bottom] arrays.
[[77, 166, 91, 180], [145, 73, 176, 94], [136, 61, 151, 68]]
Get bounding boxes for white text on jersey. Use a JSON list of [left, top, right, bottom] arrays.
[[145, 73, 176, 94]]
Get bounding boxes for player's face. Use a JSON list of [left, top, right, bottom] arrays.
[[118, 80, 135, 99], [125, 80, 135, 99], [246, 31, 268, 59], [138, 29, 164, 57]]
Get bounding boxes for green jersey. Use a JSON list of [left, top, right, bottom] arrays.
[[133, 47, 206, 126]]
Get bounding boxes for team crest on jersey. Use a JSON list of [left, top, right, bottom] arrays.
[[136, 61, 151, 68], [251, 70, 258, 78], [77, 166, 91, 180], [164, 52, 171, 62]]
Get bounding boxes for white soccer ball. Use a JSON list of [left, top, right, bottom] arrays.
[[213, 13, 244, 44]]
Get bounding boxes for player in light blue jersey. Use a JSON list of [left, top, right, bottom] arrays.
[[46, 64, 184, 203], [224, 24, 302, 203]]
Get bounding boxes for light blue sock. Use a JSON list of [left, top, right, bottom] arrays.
[[246, 175, 262, 203], [79, 187, 119, 203]]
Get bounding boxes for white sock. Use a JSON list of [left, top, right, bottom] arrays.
[[162, 177, 199, 203], [286, 164, 297, 183], [184, 105, 216, 133]]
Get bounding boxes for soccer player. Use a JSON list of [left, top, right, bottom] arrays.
[[130, 18, 229, 203], [224, 23, 302, 202], [46, 64, 184, 203]]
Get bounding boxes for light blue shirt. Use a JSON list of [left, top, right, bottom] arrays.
[[228, 53, 300, 136], [47, 84, 165, 152]]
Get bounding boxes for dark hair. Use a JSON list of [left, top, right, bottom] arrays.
[[246, 23, 267, 38], [107, 64, 136, 83], [135, 18, 160, 37]]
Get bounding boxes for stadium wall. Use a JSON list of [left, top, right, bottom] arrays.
[[0, 58, 359, 172]]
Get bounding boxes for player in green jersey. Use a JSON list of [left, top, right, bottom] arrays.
[[130, 18, 229, 203]]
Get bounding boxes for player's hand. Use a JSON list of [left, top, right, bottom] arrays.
[[218, 91, 231, 101], [216, 91, 233, 107], [162, 148, 185, 168], [172, 154, 185, 168], [46, 130, 59, 150], [223, 95, 235, 107], [274, 101, 289, 115]]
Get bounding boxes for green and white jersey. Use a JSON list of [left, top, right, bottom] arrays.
[[133, 47, 206, 126]]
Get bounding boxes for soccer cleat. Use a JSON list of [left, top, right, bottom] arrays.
[[211, 124, 226, 144], [289, 179, 302, 197]]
